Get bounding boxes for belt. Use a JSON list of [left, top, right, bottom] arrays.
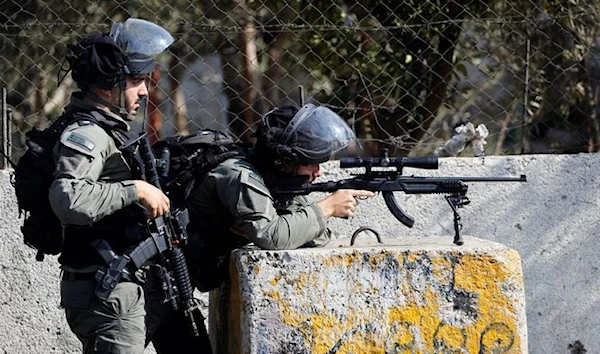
[[62, 270, 134, 282], [62, 271, 96, 281]]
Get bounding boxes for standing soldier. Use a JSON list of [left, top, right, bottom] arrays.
[[48, 18, 208, 353]]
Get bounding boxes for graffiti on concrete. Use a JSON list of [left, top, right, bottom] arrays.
[[257, 249, 524, 354], [282, 314, 516, 354]]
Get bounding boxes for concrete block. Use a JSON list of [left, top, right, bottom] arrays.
[[210, 236, 527, 354]]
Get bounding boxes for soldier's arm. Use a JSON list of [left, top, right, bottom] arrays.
[[283, 196, 332, 248], [49, 123, 138, 225], [215, 164, 328, 250]]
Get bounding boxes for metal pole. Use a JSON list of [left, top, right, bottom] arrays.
[[1, 87, 8, 169], [521, 39, 531, 155], [298, 85, 305, 106]]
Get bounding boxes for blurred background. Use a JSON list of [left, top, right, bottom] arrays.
[[2, 0, 600, 168]]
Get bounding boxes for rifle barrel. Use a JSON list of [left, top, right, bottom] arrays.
[[450, 175, 527, 182]]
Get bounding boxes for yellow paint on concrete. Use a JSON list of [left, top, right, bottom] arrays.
[[364, 250, 389, 269], [431, 254, 455, 283], [265, 289, 280, 301], [453, 253, 521, 351], [388, 288, 443, 350], [294, 271, 317, 292], [323, 251, 359, 268], [260, 249, 523, 353], [333, 331, 384, 354], [269, 274, 282, 286]]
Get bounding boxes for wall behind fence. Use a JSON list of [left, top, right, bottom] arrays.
[[1, 153, 599, 353], [3, 0, 600, 168]]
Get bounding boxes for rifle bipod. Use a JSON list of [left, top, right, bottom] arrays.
[[445, 194, 470, 246]]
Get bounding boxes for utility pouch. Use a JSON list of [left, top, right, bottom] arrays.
[[92, 239, 133, 301]]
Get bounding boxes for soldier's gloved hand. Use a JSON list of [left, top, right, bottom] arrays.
[[317, 189, 374, 219], [133, 180, 170, 218]]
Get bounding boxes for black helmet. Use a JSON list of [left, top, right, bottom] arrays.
[[256, 103, 357, 167], [67, 18, 173, 90], [67, 33, 128, 90]]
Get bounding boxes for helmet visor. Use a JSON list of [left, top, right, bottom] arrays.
[[281, 104, 357, 163], [110, 18, 174, 75]]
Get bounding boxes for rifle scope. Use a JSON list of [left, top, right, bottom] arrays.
[[339, 155, 439, 170]]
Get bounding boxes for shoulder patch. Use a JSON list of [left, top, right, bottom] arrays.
[[66, 132, 95, 151], [247, 172, 264, 185], [77, 120, 95, 126], [232, 159, 252, 168], [239, 169, 271, 197]]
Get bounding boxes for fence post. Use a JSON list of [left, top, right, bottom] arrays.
[[1, 87, 10, 169], [521, 39, 531, 155]]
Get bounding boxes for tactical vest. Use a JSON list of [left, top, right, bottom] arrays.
[[56, 109, 141, 269]]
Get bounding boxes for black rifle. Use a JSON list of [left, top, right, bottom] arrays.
[[269, 149, 527, 245], [137, 133, 201, 336], [92, 132, 201, 337]]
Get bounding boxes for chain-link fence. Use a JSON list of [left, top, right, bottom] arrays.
[[2, 0, 600, 169]]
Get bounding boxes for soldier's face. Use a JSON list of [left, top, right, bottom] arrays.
[[296, 163, 321, 182], [123, 75, 149, 115]]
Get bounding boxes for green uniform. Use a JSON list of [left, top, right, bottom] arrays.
[[49, 94, 177, 354], [49, 114, 137, 228], [186, 157, 331, 292], [188, 157, 330, 249], [153, 103, 355, 352], [151, 156, 334, 353]]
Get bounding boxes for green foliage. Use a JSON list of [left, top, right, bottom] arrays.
[[3, 0, 600, 153], [275, 1, 493, 152], [1, 0, 205, 115], [472, 0, 600, 152]]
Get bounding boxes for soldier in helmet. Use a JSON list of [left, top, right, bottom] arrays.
[[47, 18, 202, 354], [151, 104, 374, 352]]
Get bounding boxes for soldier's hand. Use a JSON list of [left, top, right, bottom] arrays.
[[134, 180, 170, 218], [317, 189, 375, 219]]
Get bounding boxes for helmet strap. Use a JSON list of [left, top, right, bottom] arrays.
[[118, 77, 130, 120], [85, 90, 120, 114], [83, 77, 132, 121]]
